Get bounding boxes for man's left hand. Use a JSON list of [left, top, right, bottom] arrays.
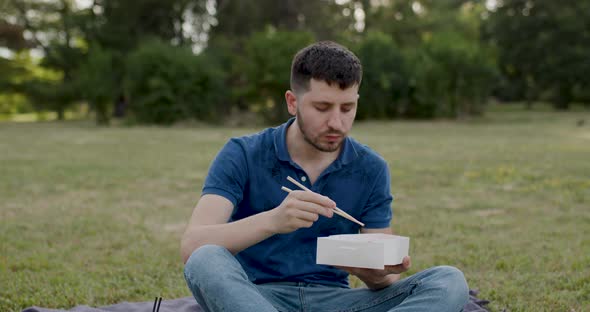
[[336, 256, 411, 290]]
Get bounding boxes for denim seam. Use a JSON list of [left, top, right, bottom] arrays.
[[335, 280, 421, 312], [300, 287, 307, 312]]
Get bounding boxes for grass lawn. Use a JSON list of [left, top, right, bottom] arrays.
[[1, 106, 589, 311]]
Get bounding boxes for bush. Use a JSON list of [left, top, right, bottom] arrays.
[[124, 39, 226, 125], [75, 45, 117, 125], [0, 93, 32, 114], [238, 28, 315, 124], [355, 31, 408, 120], [21, 78, 77, 120], [407, 32, 497, 118]]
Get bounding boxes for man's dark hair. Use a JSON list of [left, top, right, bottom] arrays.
[[290, 41, 362, 94]]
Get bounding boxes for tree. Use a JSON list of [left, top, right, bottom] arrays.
[[124, 39, 227, 124], [0, 54, 33, 114], [238, 28, 315, 124], [209, 0, 356, 44], [408, 32, 497, 118], [6, 0, 86, 119], [203, 1, 357, 123], [355, 31, 408, 119], [484, 0, 590, 109], [361, 0, 480, 47], [75, 45, 116, 125]]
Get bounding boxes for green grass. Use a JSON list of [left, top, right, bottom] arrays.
[[1, 106, 589, 311]]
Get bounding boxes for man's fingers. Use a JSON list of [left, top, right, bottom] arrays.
[[298, 202, 334, 218], [290, 190, 336, 209], [291, 209, 320, 223], [337, 256, 411, 275], [397, 256, 411, 270], [384, 256, 411, 274], [287, 191, 334, 217], [403, 256, 411, 268]]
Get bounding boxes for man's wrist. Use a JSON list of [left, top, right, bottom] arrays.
[[259, 210, 278, 235]]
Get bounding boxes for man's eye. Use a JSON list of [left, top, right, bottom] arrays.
[[316, 106, 328, 112]]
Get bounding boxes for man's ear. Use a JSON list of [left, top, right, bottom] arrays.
[[285, 90, 298, 116]]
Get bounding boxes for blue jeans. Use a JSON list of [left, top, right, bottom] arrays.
[[184, 245, 468, 312]]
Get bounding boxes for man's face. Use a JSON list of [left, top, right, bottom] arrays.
[[293, 79, 359, 153]]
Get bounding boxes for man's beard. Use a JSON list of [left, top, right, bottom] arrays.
[[296, 110, 344, 153]]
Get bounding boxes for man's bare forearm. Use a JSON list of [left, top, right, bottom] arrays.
[[180, 211, 275, 263]]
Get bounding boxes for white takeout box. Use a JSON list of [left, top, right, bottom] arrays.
[[316, 234, 410, 269]]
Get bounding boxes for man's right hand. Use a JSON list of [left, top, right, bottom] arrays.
[[266, 190, 336, 234]]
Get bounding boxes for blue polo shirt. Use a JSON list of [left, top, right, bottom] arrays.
[[202, 118, 393, 288]]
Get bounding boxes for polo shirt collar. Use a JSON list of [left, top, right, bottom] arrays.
[[274, 117, 358, 167]]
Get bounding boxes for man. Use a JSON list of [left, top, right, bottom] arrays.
[[181, 41, 468, 311]]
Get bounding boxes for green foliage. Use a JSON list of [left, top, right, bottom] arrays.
[[484, 0, 590, 109], [199, 36, 242, 115], [124, 39, 226, 125], [5, 0, 587, 123], [21, 78, 77, 119], [208, 0, 356, 43], [408, 32, 497, 118], [353, 28, 497, 120], [41, 44, 85, 78], [364, 1, 484, 46], [0, 52, 63, 116], [91, 0, 193, 52], [75, 45, 117, 125], [0, 93, 32, 114], [2, 0, 87, 119], [355, 31, 408, 119], [0, 56, 26, 92], [239, 28, 314, 124], [356, 2, 498, 119]]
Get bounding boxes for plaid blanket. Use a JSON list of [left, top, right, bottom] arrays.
[[22, 289, 491, 312]]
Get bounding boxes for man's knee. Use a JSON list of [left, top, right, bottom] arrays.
[[429, 266, 469, 308], [184, 244, 231, 286]]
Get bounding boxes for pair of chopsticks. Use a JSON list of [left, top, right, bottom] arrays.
[[281, 176, 365, 227], [152, 297, 162, 312]]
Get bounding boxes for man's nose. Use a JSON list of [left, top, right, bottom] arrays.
[[327, 111, 343, 131]]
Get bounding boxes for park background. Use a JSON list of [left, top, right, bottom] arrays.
[[0, 0, 589, 311]]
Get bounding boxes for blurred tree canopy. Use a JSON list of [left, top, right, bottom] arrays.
[[0, 0, 588, 124], [124, 39, 226, 124], [483, 0, 590, 110]]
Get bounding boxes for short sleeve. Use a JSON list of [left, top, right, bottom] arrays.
[[202, 138, 248, 207], [360, 162, 393, 229]]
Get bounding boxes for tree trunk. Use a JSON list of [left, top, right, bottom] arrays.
[[524, 77, 536, 110], [57, 107, 65, 120], [360, 0, 371, 31], [94, 99, 110, 125], [524, 85, 534, 110], [553, 84, 571, 111]]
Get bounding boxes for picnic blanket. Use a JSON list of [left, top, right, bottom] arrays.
[[22, 289, 491, 312]]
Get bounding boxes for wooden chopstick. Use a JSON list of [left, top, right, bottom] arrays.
[[286, 176, 360, 223], [284, 176, 365, 227], [281, 186, 363, 226]]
